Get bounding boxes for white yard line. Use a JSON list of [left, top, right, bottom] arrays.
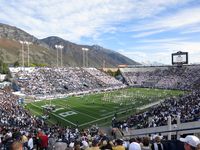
[[31, 103, 77, 126], [57, 104, 98, 120], [137, 99, 164, 110], [79, 100, 162, 127], [29, 107, 42, 115], [30, 98, 164, 127], [79, 108, 128, 127]]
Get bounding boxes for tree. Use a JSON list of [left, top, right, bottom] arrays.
[[106, 69, 114, 76], [105, 69, 121, 77], [13, 61, 20, 67], [0, 60, 3, 73], [2, 63, 9, 74]]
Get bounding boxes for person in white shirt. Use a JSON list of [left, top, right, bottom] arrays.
[[129, 138, 141, 150], [28, 134, 34, 150]]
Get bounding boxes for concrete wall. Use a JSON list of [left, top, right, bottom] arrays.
[[124, 121, 200, 138]]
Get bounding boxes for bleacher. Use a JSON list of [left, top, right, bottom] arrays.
[[120, 65, 200, 90], [9, 67, 126, 98]]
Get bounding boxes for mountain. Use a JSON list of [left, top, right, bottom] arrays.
[[141, 60, 164, 66], [41, 36, 139, 67], [0, 23, 139, 67]]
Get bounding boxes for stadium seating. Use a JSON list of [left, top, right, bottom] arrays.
[[10, 67, 125, 98], [112, 65, 200, 130], [0, 65, 199, 149], [120, 65, 200, 90]]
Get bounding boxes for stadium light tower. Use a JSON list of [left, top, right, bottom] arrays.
[[24, 41, 32, 67], [60, 45, 64, 67], [82, 47, 89, 67], [55, 45, 64, 67], [19, 41, 25, 68], [55, 45, 59, 67]]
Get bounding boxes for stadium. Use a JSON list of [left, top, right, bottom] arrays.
[[1, 51, 200, 149], [1, 1, 200, 150]]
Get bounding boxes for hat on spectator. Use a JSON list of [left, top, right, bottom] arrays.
[[81, 140, 89, 149], [180, 135, 200, 147], [92, 139, 99, 146], [115, 139, 123, 145], [102, 140, 107, 146], [69, 142, 74, 148], [152, 134, 163, 140]]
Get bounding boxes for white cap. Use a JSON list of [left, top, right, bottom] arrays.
[[82, 140, 89, 147], [180, 135, 200, 147], [129, 142, 141, 150], [69, 142, 74, 148]]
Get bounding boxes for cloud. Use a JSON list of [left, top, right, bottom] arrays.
[[0, 0, 134, 42], [181, 26, 200, 34], [132, 29, 166, 38], [0, 0, 193, 42], [132, 6, 200, 34], [139, 37, 189, 43], [119, 40, 200, 64], [1, 0, 200, 64]]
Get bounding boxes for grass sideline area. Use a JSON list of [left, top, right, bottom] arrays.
[[25, 88, 185, 128]]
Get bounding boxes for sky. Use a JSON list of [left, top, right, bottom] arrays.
[[0, 0, 200, 64]]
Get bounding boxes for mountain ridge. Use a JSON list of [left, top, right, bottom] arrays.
[[0, 23, 140, 67]]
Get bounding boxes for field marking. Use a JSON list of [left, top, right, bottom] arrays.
[[79, 106, 132, 127], [59, 111, 77, 117], [52, 108, 64, 112], [89, 99, 167, 127], [30, 103, 77, 126], [56, 104, 98, 120], [137, 99, 164, 110], [29, 88, 182, 127], [78, 100, 148, 127], [28, 107, 42, 115], [100, 110, 107, 112], [28, 107, 55, 124], [100, 111, 116, 116]]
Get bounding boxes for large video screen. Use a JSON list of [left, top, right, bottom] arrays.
[[172, 52, 188, 65]]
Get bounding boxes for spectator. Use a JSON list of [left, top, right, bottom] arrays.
[[89, 139, 100, 150], [151, 135, 165, 150], [10, 141, 23, 150], [180, 135, 200, 150], [196, 143, 200, 150], [129, 138, 141, 150], [142, 137, 151, 150], [112, 139, 125, 150]]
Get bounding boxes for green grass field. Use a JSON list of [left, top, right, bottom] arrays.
[[25, 88, 185, 128]]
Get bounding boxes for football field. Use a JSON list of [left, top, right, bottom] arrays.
[[25, 88, 185, 128]]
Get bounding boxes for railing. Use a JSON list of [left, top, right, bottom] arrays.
[[124, 126, 200, 139]]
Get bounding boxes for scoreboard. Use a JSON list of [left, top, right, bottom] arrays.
[[172, 51, 188, 65]]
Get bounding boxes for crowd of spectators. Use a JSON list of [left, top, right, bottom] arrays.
[[0, 87, 37, 128], [84, 68, 122, 85], [0, 88, 163, 150], [121, 65, 200, 90], [112, 65, 200, 130], [113, 90, 200, 129], [11, 67, 125, 98], [0, 86, 103, 149], [1, 65, 200, 149]]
